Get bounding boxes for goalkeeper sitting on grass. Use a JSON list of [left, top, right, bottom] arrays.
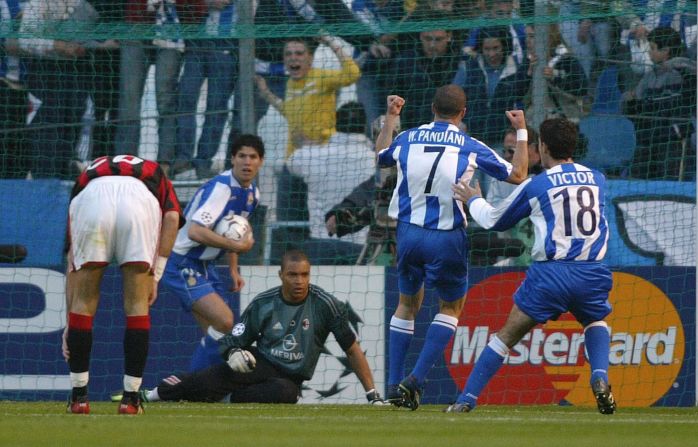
[[115, 250, 383, 404]]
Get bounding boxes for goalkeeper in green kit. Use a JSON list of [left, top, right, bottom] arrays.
[[123, 250, 383, 404]]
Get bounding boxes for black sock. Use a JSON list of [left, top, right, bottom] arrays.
[[72, 386, 88, 401], [124, 328, 149, 377], [67, 329, 92, 373]]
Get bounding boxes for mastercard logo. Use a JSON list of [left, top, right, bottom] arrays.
[[445, 272, 685, 407]]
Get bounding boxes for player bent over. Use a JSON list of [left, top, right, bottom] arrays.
[[65, 155, 184, 414], [131, 251, 383, 405], [447, 118, 616, 414]]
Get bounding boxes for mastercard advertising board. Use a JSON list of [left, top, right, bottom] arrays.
[[385, 267, 695, 407]]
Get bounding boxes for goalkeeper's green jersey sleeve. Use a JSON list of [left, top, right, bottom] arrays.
[[219, 285, 357, 381]]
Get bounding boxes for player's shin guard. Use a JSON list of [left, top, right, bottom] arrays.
[[124, 315, 150, 389], [67, 313, 94, 390], [388, 316, 414, 386], [584, 321, 610, 384], [457, 335, 509, 408], [410, 314, 458, 384]]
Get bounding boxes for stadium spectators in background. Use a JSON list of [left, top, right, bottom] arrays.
[[462, 0, 527, 65], [18, 0, 94, 179], [65, 155, 184, 415], [374, 87, 529, 410], [160, 134, 263, 372], [350, 0, 407, 128], [447, 117, 616, 415], [477, 126, 540, 266], [614, 1, 698, 84], [173, 0, 238, 180], [525, 24, 589, 124], [624, 26, 696, 179], [114, 1, 193, 173], [559, 0, 612, 81], [391, 15, 461, 129], [87, 1, 122, 159], [255, 35, 360, 223], [453, 26, 531, 146], [321, 114, 401, 266], [131, 250, 383, 405], [0, 0, 28, 179], [287, 102, 375, 265]]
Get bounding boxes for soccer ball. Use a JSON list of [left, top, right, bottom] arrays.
[[214, 214, 250, 241]]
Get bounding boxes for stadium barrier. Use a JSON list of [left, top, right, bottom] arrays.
[[0, 265, 694, 406]]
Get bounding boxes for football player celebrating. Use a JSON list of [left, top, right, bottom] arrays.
[[374, 86, 529, 410], [447, 118, 616, 415], [66, 155, 184, 414], [160, 134, 264, 371]]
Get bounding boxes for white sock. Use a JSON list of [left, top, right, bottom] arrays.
[[145, 388, 160, 402], [70, 372, 89, 388], [123, 374, 143, 393], [207, 326, 225, 340]]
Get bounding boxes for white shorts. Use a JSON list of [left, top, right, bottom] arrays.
[[69, 176, 162, 270]]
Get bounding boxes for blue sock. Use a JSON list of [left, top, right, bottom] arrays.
[[457, 336, 508, 408], [188, 337, 209, 372], [189, 326, 225, 372], [388, 316, 414, 386], [584, 322, 610, 384], [410, 314, 458, 384]]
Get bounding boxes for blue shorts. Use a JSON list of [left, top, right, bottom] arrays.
[[160, 253, 227, 312], [396, 221, 469, 302], [514, 261, 613, 326]]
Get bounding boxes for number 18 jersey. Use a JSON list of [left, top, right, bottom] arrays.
[[469, 162, 609, 261], [377, 121, 512, 230]]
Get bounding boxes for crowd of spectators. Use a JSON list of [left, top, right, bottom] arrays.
[[1, 0, 696, 264]]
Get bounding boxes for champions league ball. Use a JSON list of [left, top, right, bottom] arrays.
[[214, 214, 250, 241]]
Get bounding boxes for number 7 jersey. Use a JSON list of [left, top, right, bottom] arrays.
[[377, 121, 513, 230], [469, 162, 609, 261]]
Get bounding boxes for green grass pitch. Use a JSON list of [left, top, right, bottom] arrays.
[[1, 401, 696, 447]]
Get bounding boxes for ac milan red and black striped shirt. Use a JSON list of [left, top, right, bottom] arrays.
[[71, 155, 185, 227]]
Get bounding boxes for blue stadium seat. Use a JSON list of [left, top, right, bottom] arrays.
[[578, 115, 636, 175], [591, 66, 622, 115]]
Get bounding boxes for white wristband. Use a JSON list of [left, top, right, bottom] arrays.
[[153, 256, 168, 282], [516, 129, 528, 142]]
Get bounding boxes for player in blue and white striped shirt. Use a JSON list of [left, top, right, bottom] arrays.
[[161, 135, 263, 372], [374, 85, 530, 409], [446, 118, 616, 415]]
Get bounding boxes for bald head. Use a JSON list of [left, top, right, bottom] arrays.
[[432, 84, 466, 119]]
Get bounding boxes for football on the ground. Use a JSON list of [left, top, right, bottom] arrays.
[[214, 214, 250, 241]]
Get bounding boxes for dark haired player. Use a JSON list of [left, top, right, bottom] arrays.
[[447, 118, 616, 414], [135, 250, 383, 405], [160, 134, 264, 372]]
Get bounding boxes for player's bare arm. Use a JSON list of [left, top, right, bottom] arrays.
[[504, 110, 529, 184], [375, 95, 404, 154], [452, 178, 483, 204], [344, 341, 380, 403], [149, 210, 183, 305], [227, 252, 245, 293]]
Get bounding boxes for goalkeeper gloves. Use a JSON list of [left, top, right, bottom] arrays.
[[366, 389, 385, 405], [226, 348, 256, 373]]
